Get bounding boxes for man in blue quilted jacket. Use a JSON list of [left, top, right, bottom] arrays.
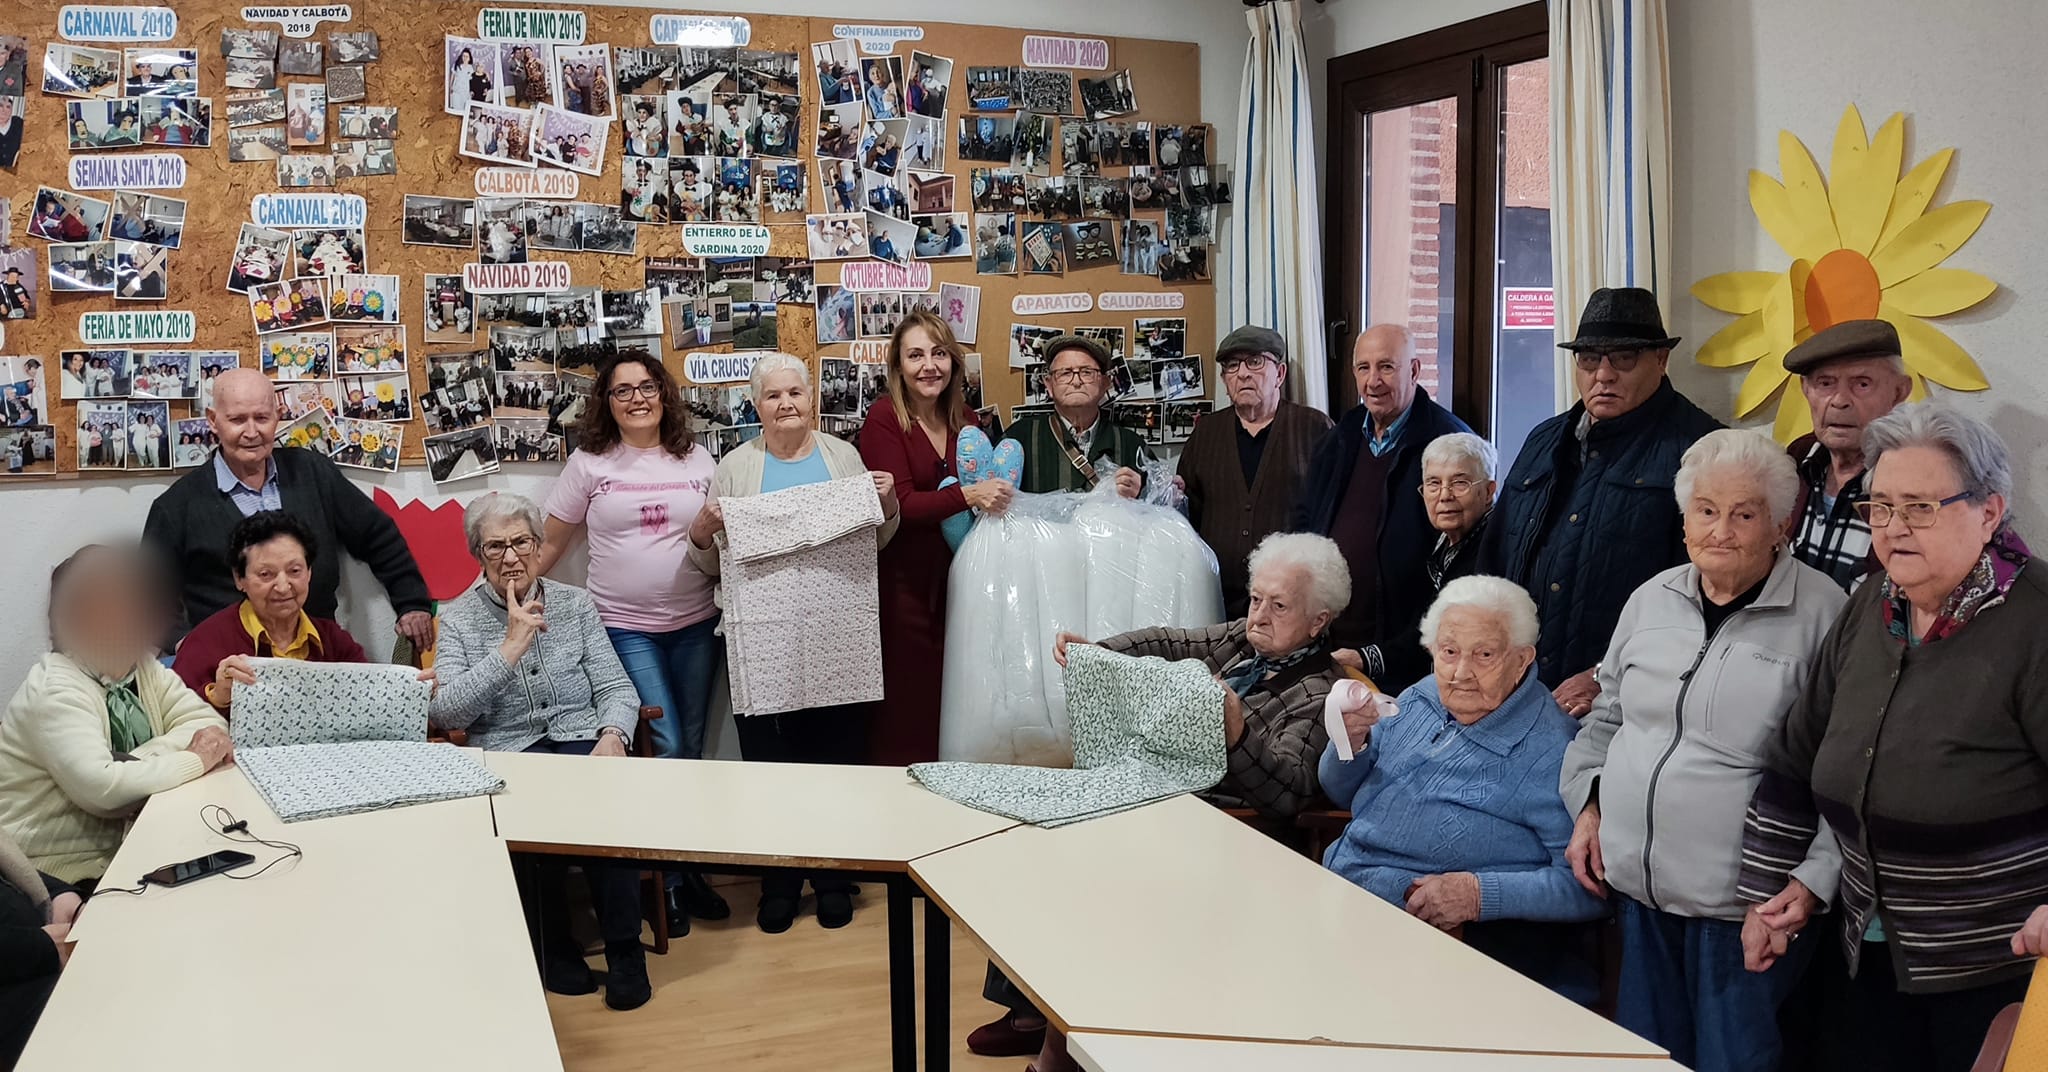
[[1476, 287, 1721, 713]]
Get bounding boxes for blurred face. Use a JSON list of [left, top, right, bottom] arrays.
[[1221, 351, 1284, 413], [235, 534, 310, 625], [1422, 455, 1494, 540], [57, 551, 166, 675], [1573, 348, 1670, 421], [1867, 445, 2004, 600], [1802, 357, 1911, 458], [1682, 468, 1779, 587], [1244, 564, 1331, 658], [208, 369, 280, 469], [1353, 329, 1419, 426], [1430, 605, 1535, 723], [477, 515, 541, 595], [1047, 346, 1107, 412], [607, 361, 663, 436], [756, 367, 812, 431], [896, 325, 953, 403]]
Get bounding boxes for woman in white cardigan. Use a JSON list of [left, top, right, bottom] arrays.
[[0, 545, 232, 886], [685, 353, 899, 933]]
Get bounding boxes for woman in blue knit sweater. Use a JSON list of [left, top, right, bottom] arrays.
[[1321, 574, 1605, 999]]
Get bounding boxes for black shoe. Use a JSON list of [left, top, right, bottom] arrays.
[[542, 955, 596, 996], [816, 889, 855, 929], [662, 887, 693, 937], [603, 940, 651, 1011], [675, 870, 730, 921], [757, 895, 799, 934]]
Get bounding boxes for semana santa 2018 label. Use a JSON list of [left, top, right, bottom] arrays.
[[58, 5, 177, 41], [463, 261, 571, 294], [474, 167, 578, 199], [79, 310, 195, 344], [69, 153, 186, 190]]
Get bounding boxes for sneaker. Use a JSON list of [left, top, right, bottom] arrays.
[[542, 955, 596, 996], [603, 940, 650, 1011], [816, 888, 854, 929], [757, 895, 799, 934]]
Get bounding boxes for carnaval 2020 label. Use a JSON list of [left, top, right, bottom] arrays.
[[475, 167, 577, 199], [70, 153, 185, 190], [79, 310, 195, 345], [464, 261, 572, 294], [59, 6, 177, 40]]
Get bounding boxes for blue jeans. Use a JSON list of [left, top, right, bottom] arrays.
[[1615, 895, 1815, 1072], [607, 617, 723, 761]]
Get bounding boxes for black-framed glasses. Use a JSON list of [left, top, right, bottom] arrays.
[[1853, 491, 1974, 529], [1574, 350, 1648, 373], [481, 535, 539, 559], [1219, 354, 1275, 374], [608, 381, 661, 402]]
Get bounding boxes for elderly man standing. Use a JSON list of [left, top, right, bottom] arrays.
[[1478, 287, 1721, 713], [1008, 334, 1149, 496], [1781, 319, 1913, 590], [1290, 325, 1470, 693], [1175, 326, 1332, 617], [143, 367, 433, 649]]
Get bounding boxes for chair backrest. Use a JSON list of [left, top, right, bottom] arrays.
[[1974, 959, 2048, 1072]]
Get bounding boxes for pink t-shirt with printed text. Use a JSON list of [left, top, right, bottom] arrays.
[[546, 443, 718, 633]]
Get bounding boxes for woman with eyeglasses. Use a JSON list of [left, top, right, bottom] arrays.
[[1741, 404, 2048, 1072], [1007, 335, 1149, 496], [535, 352, 730, 934]]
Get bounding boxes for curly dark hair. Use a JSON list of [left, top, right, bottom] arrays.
[[575, 351, 695, 458], [230, 510, 320, 576]]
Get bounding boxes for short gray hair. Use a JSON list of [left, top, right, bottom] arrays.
[[1422, 432, 1498, 480], [1862, 402, 2013, 508], [1246, 532, 1351, 618], [1419, 575, 1539, 650], [1673, 428, 1801, 528], [748, 352, 809, 400], [465, 492, 544, 560]]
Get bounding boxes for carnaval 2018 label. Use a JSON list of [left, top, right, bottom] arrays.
[[59, 6, 178, 41], [69, 153, 186, 190], [1012, 292, 1093, 314], [684, 350, 779, 384], [832, 23, 923, 55], [681, 223, 771, 257], [251, 192, 366, 229], [241, 5, 351, 38], [840, 261, 930, 291], [464, 261, 571, 294], [79, 310, 194, 344], [1099, 291, 1185, 311], [650, 14, 750, 47], [1022, 35, 1109, 70], [477, 8, 585, 43], [475, 167, 577, 199]]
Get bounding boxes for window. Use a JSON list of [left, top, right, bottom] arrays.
[[1324, 4, 1550, 463]]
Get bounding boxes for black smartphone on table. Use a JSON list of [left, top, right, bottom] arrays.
[[144, 850, 256, 887]]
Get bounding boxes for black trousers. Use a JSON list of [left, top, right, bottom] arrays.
[[513, 738, 644, 957], [734, 705, 866, 900], [1808, 939, 2029, 1072], [0, 974, 58, 1069]]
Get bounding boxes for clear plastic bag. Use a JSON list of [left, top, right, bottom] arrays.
[[939, 478, 1224, 767]]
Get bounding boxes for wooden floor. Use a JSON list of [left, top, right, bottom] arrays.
[[547, 875, 1029, 1071]]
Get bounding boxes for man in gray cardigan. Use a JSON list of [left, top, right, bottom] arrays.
[[428, 492, 650, 1012]]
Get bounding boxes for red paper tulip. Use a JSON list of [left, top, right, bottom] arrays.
[[374, 488, 480, 601]]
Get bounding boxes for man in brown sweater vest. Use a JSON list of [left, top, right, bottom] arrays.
[[1175, 325, 1332, 616]]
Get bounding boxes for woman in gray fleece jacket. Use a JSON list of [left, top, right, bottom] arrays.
[[1558, 430, 1845, 1072]]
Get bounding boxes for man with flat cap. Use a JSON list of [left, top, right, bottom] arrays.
[[1781, 318, 1913, 590], [1008, 334, 1150, 496], [1478, 287, 1722, 715], [1175, 325, 1332, 616]]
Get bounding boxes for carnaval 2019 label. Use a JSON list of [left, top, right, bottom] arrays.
[[840, 261, 930, 291], [464, 261, 571, 294], [684, 350, 783, 384], [1099, 291, 1185, 311], [79, 310, 194, 344], [475, 167, 577, 199], [69, 153, 186, 190], [241, 5, 351, 37], [251, 192, 365, 229], [681, 223, 771, 257], [1022, 36, 1109, 70], [478, 8, 585, 43], [1012, 292, 1093, 314], [59, 6, 178, 41]]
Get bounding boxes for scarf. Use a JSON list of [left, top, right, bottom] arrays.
[[1883, 528, 2032, 646], [1219, 635, 1326, 699], [101, 669, 154, 754]]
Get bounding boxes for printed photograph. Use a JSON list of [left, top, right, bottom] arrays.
[[335, 103, 395, 139], [811, 39, 860, 105], [554, 44, 615, 118], [736, 49, 799, 96], [461, 100, 535, 166], [499, 43, 557, 108], [403, 195, 476, 249], [1079, 69, 1138, 120], [665, 88, 709, 155], [261, 331, 332, 381], [229, 125, 287, 162], [275, 379, 340, 421], [421, 378, 492, 436], [226, 224, 291, 292], [337, 372, 411, 421], [327, 273, 400, 323], [938, 280, 980, 344], [1017, 69, 1074, 116], [42, 44, 121, 99], [330, 32, 379, 65], [813, 284, 856, 344], [286, 82, 326, 146], [815, 99, 859, 159], [334, 323, 406, 374], [227, 88, 287, 127], [58, 348, 131, 398], [957, 114, 1018, 166], [901, 114, 945, 172], [613, 45, 676, 96], [862, 165, 908, 220], [0, 247, 36, 320], [913, 213, 971, 260], [974, 212, 1017, 275], [29, 188, 110, 243], [113, 240, 168, 300], [493, 417, 563, 463], [293, 227, 366, 276], [964, 65, 1016, 111], [620, 94, 665, 157], [136, 97, 212, 147], [907, 51, 950, 118], [0, 95, 18, 168], [0, 424, 53, 476], [1122, 218, 1164, 276], [223, 56, 276, 91], [276, 153, 336, 188], [275, 406, 337, 455], [248, 277, 331, 333], [1064, 219, 1119, 270], [757, 257, 813, 304], [66, 99, 142, 149], [122, 46, 197, 99], [865, 211, 915, 265], [330, 417, 400, 472], [0, 356, 48, 424], [124, 398, 172, 469], [172, 417, 216, 468], [749, 93, 798, 157], [444, 37, 501, 116], [492, 369, 556, 419], [1160, 243, 1212, 284], [76, 401, 130, 469], [805, 212, 868, 261], [423, 273, 474, 343], [1019, 220, 1063, 274], [324, 64, 365, 105], [221, 29, 279, 62], [47, 242, 115, 293], [107, 192, 185, 248], [277, 39, 323, 77], [532, 102, 610, 176], [333, 139, 396, 177], [758, 160, 808, 224]]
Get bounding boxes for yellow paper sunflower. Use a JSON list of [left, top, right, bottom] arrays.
[[1690, 105, 1998, 441]]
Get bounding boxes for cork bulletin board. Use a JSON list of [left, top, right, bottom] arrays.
[[0, 0, 1218, 483]]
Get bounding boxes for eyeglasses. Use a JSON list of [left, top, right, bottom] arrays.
[[1853, 492, 1973, 529], [1421, 477, 1480, 497], [1220, 354, 1275, 374], [1050, 367, 1102, 384], [481, 535, 539, 559], [608, 381, 661, 402], [1574, 350, 1648, 373]]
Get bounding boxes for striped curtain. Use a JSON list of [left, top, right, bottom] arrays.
[[1549, 0, 1673, 405], [1230, 0, 1328, 411]]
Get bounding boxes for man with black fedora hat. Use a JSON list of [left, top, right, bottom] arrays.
[[0, 265, 31, 319], [1781, 318, 1912, 590], [1478, 286, 1722, 711], [1007, 333, 1150, 496]]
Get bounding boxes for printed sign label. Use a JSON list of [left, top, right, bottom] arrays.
[[240, 5, 352, 38], [58, 6, 177, 41], [79, 310, 195, 344], [474, 167, 578, 199], [681, 223, 772, 257], [1098, 291, 1185, 311], [251, 193, 367, 229], [840, 261, 931, 291], [69, 153, 186, 190], [463, 260, 572, 294], [477, 8, 586, 43], [832, 23, 923, 55], [1011, 292, 1093, 314], [683, 350, 771, 384], [1022, 35, 1109, 70], [649, 14, 751, 47]]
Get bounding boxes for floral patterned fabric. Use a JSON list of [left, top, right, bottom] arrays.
[[910, 643, 1226, 827], [1881, 529, 2032, 646]]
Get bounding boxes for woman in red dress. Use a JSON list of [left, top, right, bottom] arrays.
[[858, 311, 1015, 765]]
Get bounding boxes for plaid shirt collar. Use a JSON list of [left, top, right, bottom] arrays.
[[1790, 440, 1875, 590]]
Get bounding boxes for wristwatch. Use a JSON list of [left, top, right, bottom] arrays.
[[598, 726, 629, 744]]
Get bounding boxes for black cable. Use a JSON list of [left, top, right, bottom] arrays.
[[199, 804, 304, 881]]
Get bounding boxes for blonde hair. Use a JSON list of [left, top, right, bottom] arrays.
[[886, 309, 968, 435]]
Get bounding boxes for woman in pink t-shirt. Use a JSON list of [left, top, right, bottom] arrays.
[[538, 351, 729, 931]]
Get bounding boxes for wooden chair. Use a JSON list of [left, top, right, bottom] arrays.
[[630, 704, 671, 955], [1972, 959, 2048, 1072], [396, 633, 469, 747]]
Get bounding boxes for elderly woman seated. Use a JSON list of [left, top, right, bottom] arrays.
[[1320, 575, 1605, 999], [172, 510, 370, 711], [429, 492, 651, 1012], [0, 545, 232, 885]]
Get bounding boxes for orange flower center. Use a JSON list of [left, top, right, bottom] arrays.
[[1805, 249, 1882, 331]]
